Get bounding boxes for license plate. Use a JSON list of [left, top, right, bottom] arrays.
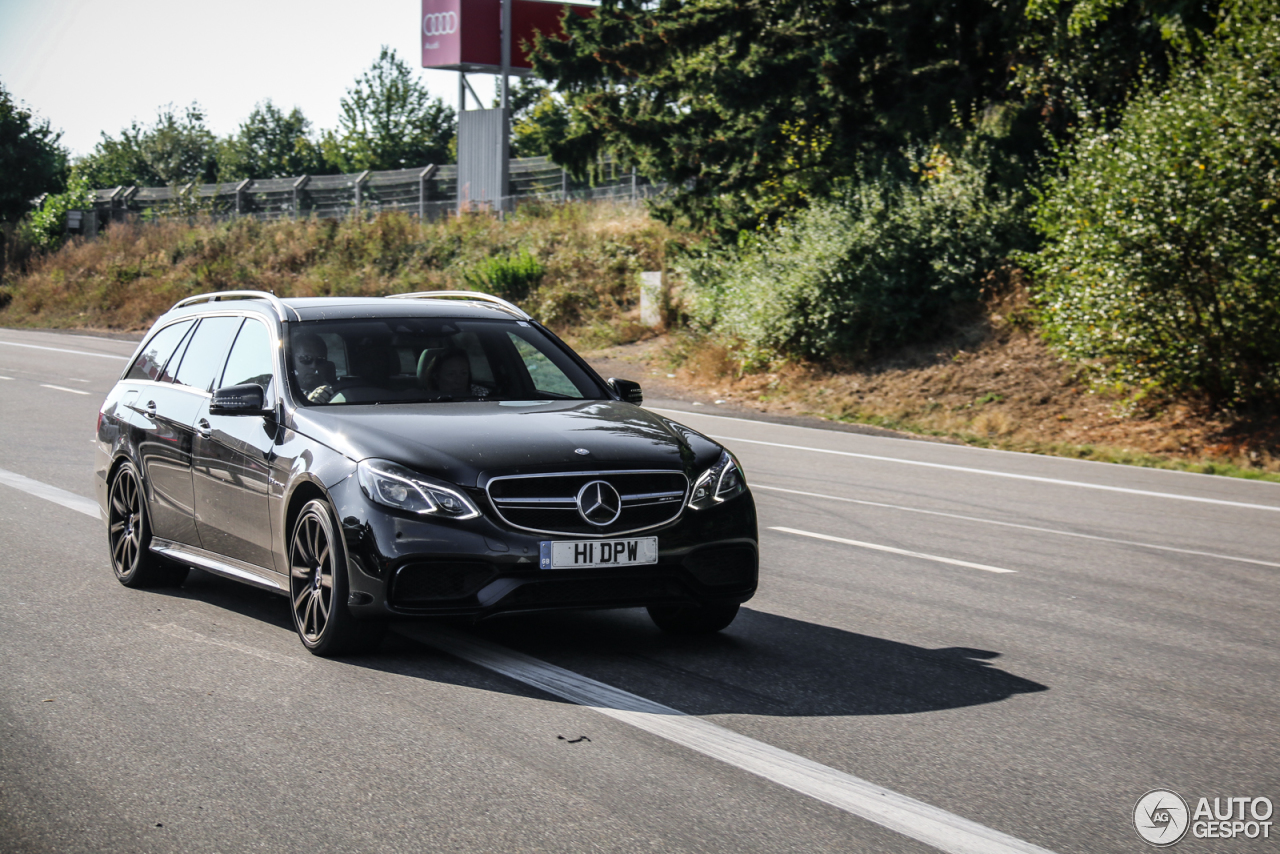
[[539, 537, 658, 569]]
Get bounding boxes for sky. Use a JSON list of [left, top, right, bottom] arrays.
[[0, 0, 502, 157]]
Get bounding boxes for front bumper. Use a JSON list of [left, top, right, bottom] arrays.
[[329, 474, 759, 620]]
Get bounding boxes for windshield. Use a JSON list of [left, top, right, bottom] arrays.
[[285, 318, 606, 406]]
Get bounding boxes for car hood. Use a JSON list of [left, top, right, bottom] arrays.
[[288, 399, 720, 486]]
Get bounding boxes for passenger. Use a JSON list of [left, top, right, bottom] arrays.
[[291, 332, 336, 404], [426, 348, 490, 398]]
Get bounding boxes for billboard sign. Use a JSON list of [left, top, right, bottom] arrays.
[[421, 0, 593, 74]]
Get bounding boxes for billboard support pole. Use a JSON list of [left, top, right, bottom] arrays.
[[499, 0, 512, 213]]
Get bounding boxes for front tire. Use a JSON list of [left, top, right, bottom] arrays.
[[107, 461, 188, 588], [288, 499, 384, 656], [647, 601, 740, 635]]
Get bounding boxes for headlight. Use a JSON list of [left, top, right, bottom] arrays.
[[357, 459, 481, 520], [688, 450, 747, 510]]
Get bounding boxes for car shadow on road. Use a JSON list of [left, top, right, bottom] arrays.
[[159, 571, 1047, 717], [384, 606, 1048, 718]]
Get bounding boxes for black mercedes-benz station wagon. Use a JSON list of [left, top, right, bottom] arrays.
[[95, 290, 758, 654]]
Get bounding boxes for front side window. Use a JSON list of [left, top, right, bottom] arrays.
[[508, 333, 581, 397], [286, 318, 605, 405], [219, 318, 275, 396]]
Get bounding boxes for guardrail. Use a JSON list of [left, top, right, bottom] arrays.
[[69, 156, 661, 234]]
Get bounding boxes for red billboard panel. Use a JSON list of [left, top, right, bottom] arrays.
[[422, 0, 592, 73]]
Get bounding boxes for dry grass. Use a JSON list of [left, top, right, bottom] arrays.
[[0, 203, 677, 338]]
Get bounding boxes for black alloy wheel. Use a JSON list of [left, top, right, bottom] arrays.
[[647, 601, 741, 635], [107, 461, 188, 588], [288, 499, 384, 656]]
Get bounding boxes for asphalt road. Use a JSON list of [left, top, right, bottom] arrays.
[[1, 326, 1277, 854]]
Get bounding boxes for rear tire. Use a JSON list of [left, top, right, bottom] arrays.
[[107, 461, 188, 588], [647, 601, 740, 635], [288, 499, 385, 656]]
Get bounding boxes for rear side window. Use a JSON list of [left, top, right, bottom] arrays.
[[170, 316, 243, 393], [125, 320, 193, 382], [218, 319, 275, 394]]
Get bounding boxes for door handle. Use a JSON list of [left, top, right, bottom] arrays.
[[196, 418, 212, 439], [143, 400, 157, 418]]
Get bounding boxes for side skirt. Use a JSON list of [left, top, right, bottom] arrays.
[[150, 538, 287, 596]]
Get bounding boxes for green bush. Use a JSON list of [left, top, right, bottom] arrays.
[[685, 149, 1028, 368], [463, 251, 546, 303], [1029, 4, 1280, 407], [23, 172, 93, 251]]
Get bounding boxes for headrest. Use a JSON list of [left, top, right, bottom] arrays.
[[416, 349, 441, 388]]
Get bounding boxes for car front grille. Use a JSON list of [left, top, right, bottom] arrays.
[[486, 470, 688, 536]]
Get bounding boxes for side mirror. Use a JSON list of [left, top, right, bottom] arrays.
[[607, 378, 643, 405], [210, 383, 267, 415]]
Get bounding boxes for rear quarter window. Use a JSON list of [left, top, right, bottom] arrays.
[[124, 320, 194, 382]]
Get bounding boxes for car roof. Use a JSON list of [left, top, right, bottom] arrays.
[[282, 297, 521, 322], [159, 295, 525, 325]]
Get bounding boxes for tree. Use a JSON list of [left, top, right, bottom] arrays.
[[218, 101, 326, 179], [1016, 0, 1222, 139], [76, 104, 218, 188], [532, 0, 1221, 234], [0, 80, 68, 223], [323, 47, 455, 172], [504, 80, 571, 159], [1030, 1, 1280, 408], [534, 0, 1036, 232]]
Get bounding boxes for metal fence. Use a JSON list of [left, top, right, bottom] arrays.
[[75, 156, 662, 233]]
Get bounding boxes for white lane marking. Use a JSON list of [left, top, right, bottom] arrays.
[[770, 527, 1016, 574], [0, 340, 129, 360], [406, 624, 1055, 854], [711, 435, 1280, 514], [28, 333, 137, 345], [755, 484, 1280, 570], [0, 467, 99, 518], [150, 623, 307, 668], [651, 405, 1271, 485], [40, 383, 91, 396], [0, 375, 12, 380]]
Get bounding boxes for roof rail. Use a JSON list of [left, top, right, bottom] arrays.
[[386, 290, 531, 320], [171, 290, 294, 321]]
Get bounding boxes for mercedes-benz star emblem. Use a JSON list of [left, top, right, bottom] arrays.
[[577, 480, 622, 526]]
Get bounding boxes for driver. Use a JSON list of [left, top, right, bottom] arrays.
[[291, 332, 336, 404], [426, 348, 490, 398]]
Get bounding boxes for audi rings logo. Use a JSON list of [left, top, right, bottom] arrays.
[[422, 12, 457, 37], [577, 480, 622, 527]]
